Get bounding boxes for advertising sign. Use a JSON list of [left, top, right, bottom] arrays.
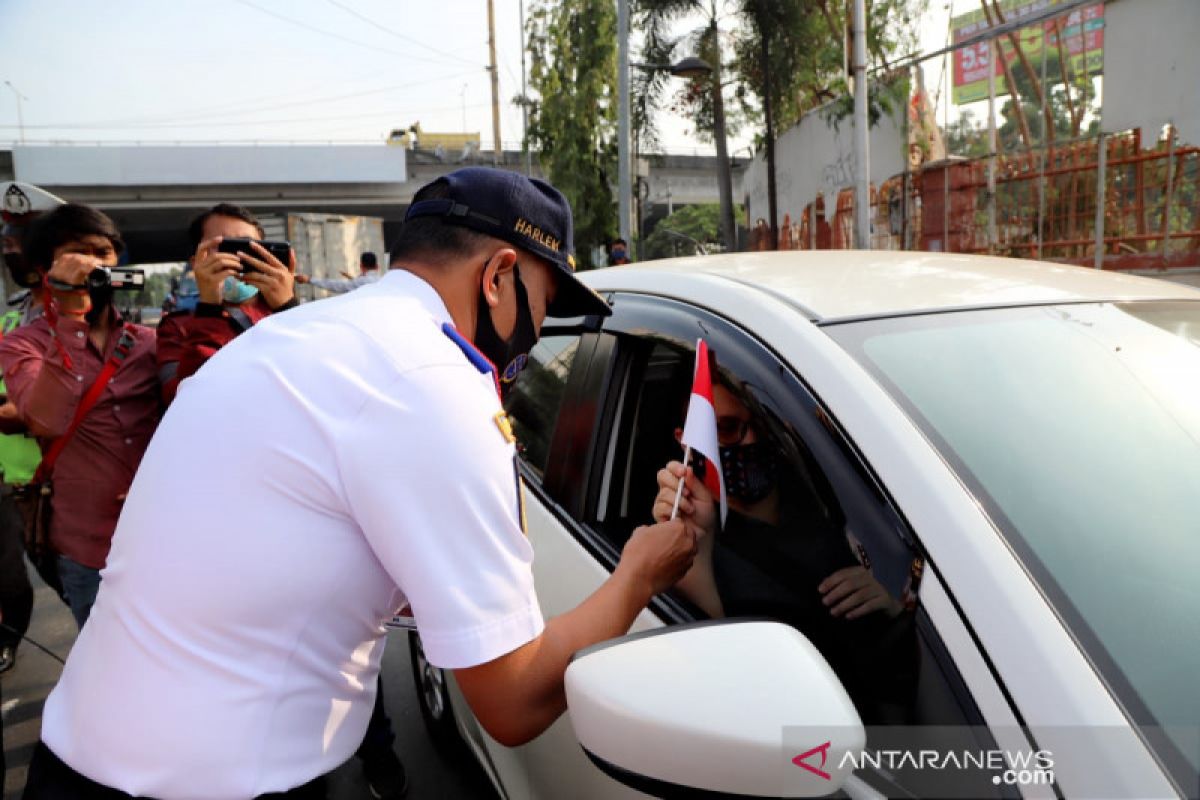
[[952, 0, 1104, 105]]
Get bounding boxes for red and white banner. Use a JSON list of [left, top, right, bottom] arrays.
[[680, 339, 727, 526]]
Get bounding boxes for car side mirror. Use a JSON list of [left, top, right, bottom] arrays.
[[565, 620, 865, 798]]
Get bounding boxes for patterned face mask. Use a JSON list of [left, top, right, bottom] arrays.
[[719, 440, 778, 505]]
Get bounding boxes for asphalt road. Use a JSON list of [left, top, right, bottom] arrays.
[[1, 569, 497, 800]]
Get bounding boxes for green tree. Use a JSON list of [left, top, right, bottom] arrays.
[[525, 0, 619, 267], [943, 51, 1100, 158], [635, 1, 923, 139], [642, 202, 744, 259], [996, 49, 1099, 152], [635, 0, 923, 249]]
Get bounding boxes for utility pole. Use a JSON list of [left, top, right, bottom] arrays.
[[518, 0, 532, 175], [756, 0, 778, 249], [987, 36, 998, 251], [617, 0, 632, 246], [487, 0, 502, 166], [852, 0, 871, 248]]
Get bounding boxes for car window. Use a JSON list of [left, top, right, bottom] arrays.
[[505, 333, 582, 480]]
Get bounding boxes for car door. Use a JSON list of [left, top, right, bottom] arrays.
[[460, 321, 661, 799], [502, 294, 1035, 799]]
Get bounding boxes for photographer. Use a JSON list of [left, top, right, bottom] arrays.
[[157, 203, 297, 405], [0, 204, 158, 628]]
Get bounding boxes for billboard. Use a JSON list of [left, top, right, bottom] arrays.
[[952, 0, 1104, 105]]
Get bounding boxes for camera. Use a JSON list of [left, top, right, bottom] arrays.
[[217, 238, 292, 273], [87, 267, 146, 292]]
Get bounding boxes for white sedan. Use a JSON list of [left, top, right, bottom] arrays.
[[409, 251, 1200, 799]]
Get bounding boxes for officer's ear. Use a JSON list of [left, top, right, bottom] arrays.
[[480, 247, 518, 308]]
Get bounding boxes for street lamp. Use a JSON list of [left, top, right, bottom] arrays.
[[631, 57, 712, 79]]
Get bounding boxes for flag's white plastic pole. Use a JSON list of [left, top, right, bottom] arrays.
[[669, 446, 692, 521]]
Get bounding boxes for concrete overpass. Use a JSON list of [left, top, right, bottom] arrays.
[[1, 144, 745, 262]]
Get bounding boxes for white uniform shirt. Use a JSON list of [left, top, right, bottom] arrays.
[[42, 270, 544, 798]]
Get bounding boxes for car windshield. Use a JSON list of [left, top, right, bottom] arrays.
[[828, 300, 1200, 779]]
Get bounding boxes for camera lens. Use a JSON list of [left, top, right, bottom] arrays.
[[86, 267, 111, 291]]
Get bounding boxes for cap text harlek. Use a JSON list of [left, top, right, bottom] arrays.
[[514, 218, 561, 253]]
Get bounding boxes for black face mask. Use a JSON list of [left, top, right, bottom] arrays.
[[1, 250, 41, 290], [719, 440, 778, 505], [474, 265, 537, 400]]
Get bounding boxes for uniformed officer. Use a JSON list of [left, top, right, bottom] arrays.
[[23, 168, 696, 799]]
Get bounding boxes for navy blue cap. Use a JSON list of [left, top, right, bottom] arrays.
[[404, 167, 611, 318]]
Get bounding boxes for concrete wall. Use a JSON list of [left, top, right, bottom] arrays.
[[13, 144, 407, 186], [1104, 0, 1200, 144], [741, 102, 907, 226]]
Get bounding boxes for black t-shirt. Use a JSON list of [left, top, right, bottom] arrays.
[[710, 504, 917, 724]]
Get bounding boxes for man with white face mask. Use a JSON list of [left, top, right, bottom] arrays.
[[156, 204, 297, 405]]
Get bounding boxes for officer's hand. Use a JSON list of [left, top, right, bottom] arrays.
[[294, 274, 311, 285], [237, 240, 295, 310], [651, 460, 717, 541], [193, 236, 243, 304], [47, 252, 102, 287], [819, 566, 903, 620], [615, 518, 697, 601]]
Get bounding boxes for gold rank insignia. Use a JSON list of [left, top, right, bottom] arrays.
[[493, 411, 516, 443]]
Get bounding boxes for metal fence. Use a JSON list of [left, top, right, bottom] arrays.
[[746, 0, 1200, 274], [757, 127, 1200, 273]]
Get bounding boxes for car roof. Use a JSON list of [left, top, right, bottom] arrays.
[[580, 250, 1200, 322]]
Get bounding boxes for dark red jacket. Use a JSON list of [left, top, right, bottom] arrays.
[[156, 295, 296, 406]]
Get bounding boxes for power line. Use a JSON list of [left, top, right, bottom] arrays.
[[0, 102, 493, 131], [322, 0, 482, 68], [233, 0, 476, 68], [0, 71, 479, 130]]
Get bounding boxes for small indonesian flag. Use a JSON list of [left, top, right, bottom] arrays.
[[680, 339, 727, 526]]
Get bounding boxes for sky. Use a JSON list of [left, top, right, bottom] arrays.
[[0, 0, 956, 155]]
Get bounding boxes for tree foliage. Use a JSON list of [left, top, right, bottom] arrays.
[[996, 50, 1100, 151], [642, 202, 744, 259], [524, 0, 619, 266], [634, 0, 926, 149], [943, 51, 1101, 157]]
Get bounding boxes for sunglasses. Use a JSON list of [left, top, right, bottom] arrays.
[[716, 415, 751, 446]]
